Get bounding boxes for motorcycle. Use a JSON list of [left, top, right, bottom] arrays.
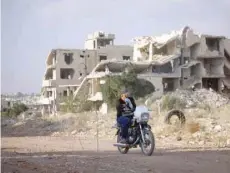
[[113, 106, 155, 156]]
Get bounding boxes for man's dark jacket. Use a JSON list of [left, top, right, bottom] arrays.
[[116, 97, 136, 119]]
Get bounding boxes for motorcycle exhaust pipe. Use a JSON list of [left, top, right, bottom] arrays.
[[113, 143, 128, 147]]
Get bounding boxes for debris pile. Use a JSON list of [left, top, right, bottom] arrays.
[[160, 89, 229, 108], [2, 89, 230, 148]]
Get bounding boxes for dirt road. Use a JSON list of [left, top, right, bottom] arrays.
[[2, 136, 230, 173]]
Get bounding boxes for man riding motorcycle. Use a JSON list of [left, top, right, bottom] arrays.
[[116, 89, 136, 144]]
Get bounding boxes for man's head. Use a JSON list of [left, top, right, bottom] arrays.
[[120, 89, 129, 101]]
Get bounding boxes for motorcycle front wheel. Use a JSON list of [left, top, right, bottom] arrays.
[[140, 130, 155, 156]]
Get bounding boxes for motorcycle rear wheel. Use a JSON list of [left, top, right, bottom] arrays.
[[117, 135, 129, 154]]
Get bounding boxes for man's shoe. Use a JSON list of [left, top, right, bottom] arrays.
[[119, 138, 127, 144]]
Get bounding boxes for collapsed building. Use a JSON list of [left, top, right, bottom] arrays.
[[73, 27, 230, 106], [133, 26, 230, 91], [41, 26, 230, 114]]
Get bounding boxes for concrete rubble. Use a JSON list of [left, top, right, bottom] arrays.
[[2, 98, 230, 149], [159, 89, 230, 108]]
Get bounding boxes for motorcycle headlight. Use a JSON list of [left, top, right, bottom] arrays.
[[141, 113, 149, 121]]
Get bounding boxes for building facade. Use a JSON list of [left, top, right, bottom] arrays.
[[41, 31, 133, 113]]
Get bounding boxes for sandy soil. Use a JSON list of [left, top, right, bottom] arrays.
[[2, 136, 230, 173]]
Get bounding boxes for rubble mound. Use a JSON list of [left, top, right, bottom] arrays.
[[161, 89, 229, 108]]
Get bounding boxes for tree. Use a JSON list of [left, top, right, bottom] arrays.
[[60, 95, 77, 113], [101, 66, 155, 107]]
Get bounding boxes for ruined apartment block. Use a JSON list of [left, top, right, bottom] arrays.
[[132, 26, 230, 93], [41, 31, 133, 113], [73, 27, 230, 104]]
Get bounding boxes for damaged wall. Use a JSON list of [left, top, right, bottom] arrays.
[[201, 58, 225, 76], [53, 49, 97, 86], [184, 29, 200, 47], [224, 38, 230, 53], [193, 36, 224, 58], [97, 45, 133, 61]]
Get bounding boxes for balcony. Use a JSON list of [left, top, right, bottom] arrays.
[[42, 79, 56, 87]]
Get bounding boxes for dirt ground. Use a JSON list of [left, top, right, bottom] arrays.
[[2, 136, 230, 173]]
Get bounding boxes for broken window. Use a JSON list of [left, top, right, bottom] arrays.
[[60, 68, 75, 79], [202, 78, 219, 91], [63, 90, 67, 97], [152, 66, 157, 73], [123, 56, 130, 60], [64, 53, 73, 65], [184, 57, 190, 64], [152, 62, 172, 73], [99, 33, 104, 37], [99, 55, 107, 61], [98, 41, 105, 47], [153, 46, 167, 55], [163, 79, 175, 92], [206, 38, 220, 51], [48, 91, 52, 97]]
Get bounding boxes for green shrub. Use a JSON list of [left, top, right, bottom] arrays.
[[60, 95, 102, 113], [161, 94, 186, 111], [60, 95, 77, 113], [1, 103, 28, 117]]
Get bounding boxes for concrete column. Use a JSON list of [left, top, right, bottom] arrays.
[[52, 57, 56, 65], [67, 87, 70, 96], [219, 39, 224, 56], [217, 79, 223, 92], [53, 69, 56, 80], [105, 65, 110, 74], [92, 79, 94, 96]]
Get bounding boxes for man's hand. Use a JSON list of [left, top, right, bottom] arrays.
[[125, 98, 133, 110]]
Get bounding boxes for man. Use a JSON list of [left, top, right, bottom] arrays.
[[116, 89, 136, 143]]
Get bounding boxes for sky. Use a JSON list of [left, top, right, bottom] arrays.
[[1, 0, 230, 94]]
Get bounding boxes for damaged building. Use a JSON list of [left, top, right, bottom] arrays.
[[73, 27, 230, 107], [41, 27, 230, 114], [40, 31, 133, 114], [132, 26, 230, 92]]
